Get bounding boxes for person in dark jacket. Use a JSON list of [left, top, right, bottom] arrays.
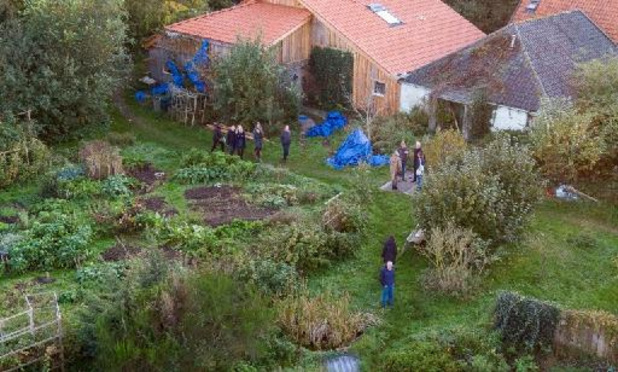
[[398, 140, 409, 181], [211, 122, 225, 152], [226, 124, 237, 155], [236, 125, 246, 159], [381, 236, 397, 264], [253, 122, 264, 162], [412, 141, 422, 183], [280, 125, 291, 162], [379, 261, 395, 308]]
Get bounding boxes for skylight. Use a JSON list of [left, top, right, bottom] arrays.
[[367, 3, 402, 26]]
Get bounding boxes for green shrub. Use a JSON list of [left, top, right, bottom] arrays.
[[306, 46, 353, 110], [44, 175, 103, 200], [380, 339, 459, 372], [0, 122, 51, 188], [494, 291, 560, 355], [414, 135, 542, 245], [101, 175, 138, 198], [265, 222, 331, 273], [277, 288, 374, 350], [106, 131, 136, 147], [422, 129, 467, 171], [143, 213, 216, 253], [237, 259, 299, 297], [322, 195, 367, 234], [245, 183, 299, 207], [417, 223, 491, 297], [372, 108, 428, 153], [174, 149, 257, 184], [92, 198, 146, 235], [9, 210, 94, 273]]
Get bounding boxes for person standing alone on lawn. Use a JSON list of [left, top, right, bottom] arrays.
[[227, 124, 237, 155], [381, 236, 397, 264], [211, 122, 225, 152], [389, 150, 402, 190], [380, 261, 395, 308], [398, 140, 409, 181], [280, 125, 291, 163], [416, 150, 426, 191], [413, 141, 422, 183], [253, 122, 264, 162], [236, 125, 246, 159]]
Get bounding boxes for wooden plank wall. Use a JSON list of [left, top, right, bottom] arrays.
[[275, 21, 312, 64], [310, 18, 400, 115]]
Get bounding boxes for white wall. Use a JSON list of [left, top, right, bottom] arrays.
[[400, 83, 431, 112], [491, 105, 529, 130]]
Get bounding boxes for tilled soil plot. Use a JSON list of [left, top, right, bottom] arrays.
[[128, 163, 165, 193], [101, 243, 142, 262], [184, 185, 276, 227], [139, 196, 178, 217]]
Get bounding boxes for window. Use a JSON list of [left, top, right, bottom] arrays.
[[367, 3, 402, 26], [373, 81, 386, 96]]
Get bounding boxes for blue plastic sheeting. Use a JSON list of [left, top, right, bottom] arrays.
[[151, 83, 169, 96], [184, 40, 209, 93], [306, 111, 348, 138], [166, 60, 184, 87], [193, 40, 210, 65], [135, 91, 147, 103], [327, 128, 388, 169]]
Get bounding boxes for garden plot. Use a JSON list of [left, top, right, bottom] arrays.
[[127, 163, 165, 193], [184, 185, 277, 226], [101, 243, 142, 262], [138, 196, 178, 217]]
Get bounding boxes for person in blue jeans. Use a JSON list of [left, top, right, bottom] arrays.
[[380, 261, 395, 308], [415, 150, 426, 191]]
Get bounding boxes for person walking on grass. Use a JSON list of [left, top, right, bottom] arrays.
[[227, 124, 237, 155], [382, 236, 397, 264], [280, 125, 291, 163], [380, 261, 395, 308], [416, 150, 426, 191], [398, 140, 409, 181], [236, 125, 246, 159], [389, 150, 402, 190], [413, 140, 422, 183], [253, 122, 264, 162], [211, 122, 225, 152]]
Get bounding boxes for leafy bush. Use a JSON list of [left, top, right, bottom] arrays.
[[211, 37, 301, 129], [494, 291, 560, 355], [265, 222, 330, 273], [0, 122, 51, 188], [79, 140, 124, 180], [422, 129, 467, 171], [372, 108, 429, 153], [174, 148, 256, 184], [245, 184, 299, 207], [106, 131, 136, 147], [417, 223, 491, 297], [92, 199, 146, 235], [42, 169, 103, 200], [101, 175, 138, 198], [9, 210, 94, 273], [277, 288, 375, 350], [380, 339, 460, 372], [237, 259, 299, 297], [306, 47, 353, 110], [467, 90, 492, 141], [321, 195, 367, 234], [143, 213, 216, 253], [414, 135, 542, 245], [530, 98, 606, 183]]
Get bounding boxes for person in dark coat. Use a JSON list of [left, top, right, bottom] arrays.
[[253, 122, 264, 162], [412, 141, 422, 183], [226, 124, 237, 155], [280, 125, 291, 162], [398, 140, 409, 181], [236, 125, 246, 159], [379, 261, 395, 308], [381, 236, 397, 264], [211, 122, 225, 152]]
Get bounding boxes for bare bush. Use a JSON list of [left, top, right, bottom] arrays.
[[78, 140, 124, 180], [417, 223, 491, 297]]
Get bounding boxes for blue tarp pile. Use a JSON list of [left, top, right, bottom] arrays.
[[326, 128, 389, 169], [306, 111, 348, 137]]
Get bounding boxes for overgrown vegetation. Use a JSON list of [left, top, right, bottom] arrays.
[[0, 121, 51, 188], [444, 0, 520, 33], [371, 109, 428, 154], [422, 129, 467, 171], [467, 89, 493, 141], [306, 47, 353, 110]]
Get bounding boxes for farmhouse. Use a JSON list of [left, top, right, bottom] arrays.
[[511, 0, 618, 44], [399, 10, 618, 132], [148, 0, 485, 115]]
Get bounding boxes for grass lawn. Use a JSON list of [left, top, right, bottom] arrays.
[[1, 96, 617, 369]]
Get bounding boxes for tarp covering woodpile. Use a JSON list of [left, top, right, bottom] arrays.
[[327, 128, 389, 169], [306, 111, 348, 138]]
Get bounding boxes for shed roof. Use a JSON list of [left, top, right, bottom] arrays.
[[165, 2, 311, 45], [403, 10, 618, 112], [511, 0, 618, 44]]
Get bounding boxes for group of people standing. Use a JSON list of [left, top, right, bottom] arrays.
[[389, 140, 426, 191], [211, 122, 292, 163]]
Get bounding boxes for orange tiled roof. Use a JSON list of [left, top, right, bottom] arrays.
[[299, 0, 485, 75], [166, 2, 311, 45], [511, 0, 618, 44]]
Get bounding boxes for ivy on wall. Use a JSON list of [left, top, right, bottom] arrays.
[[306, 46, 353, 110]]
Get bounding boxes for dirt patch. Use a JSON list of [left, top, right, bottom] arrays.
[[33, 276, 56, 285], [0, 215, 19, 224], [160, 246, 183, 260], [128, 163, 165, 186], [139, 196, 178, 217], [184, 185, 276, 226], [102, 243, 142, 262]]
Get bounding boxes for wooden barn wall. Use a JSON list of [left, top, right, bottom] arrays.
[[310, 18, 399, 114], [274, 21, 312, 64], [261, 0, 304, 8]]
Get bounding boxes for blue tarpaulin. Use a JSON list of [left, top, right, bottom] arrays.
[[166, 60, 184, 87], [151, 83, 169, 96], [184, 40, 209, 93], [326, 128, 388, 169], [135, 91, 147, 103], [306, 111, 348, 137]]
